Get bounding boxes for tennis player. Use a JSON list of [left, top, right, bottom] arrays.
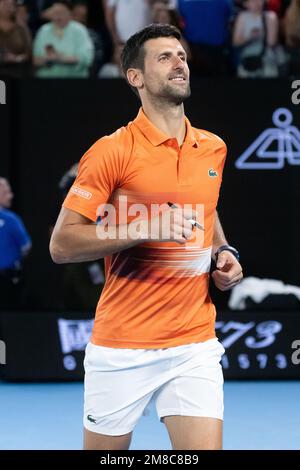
[[50, 24, 243, 450]]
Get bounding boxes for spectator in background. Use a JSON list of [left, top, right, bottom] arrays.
[[98, 41, 123, 77], [105, 0, 152, 45], [104, 0, 152, 65], [15, 1, 29, 26], [0, 0, 32, 77], [267, 0, 281, 14], [234, 0, 282, 14], [176, 0, 234, 76], [72, 0, 104, 76], [233, 0, 279, 77], [72, 0, 87, 22], [16, 0, 56, 35], [280, 0, 292, 16], [284, 0, 300, 47], [33, 0, 94, 77], [283, 0, 300, 75], [152, 1, 191, 60], [0, 178, 31, 310]]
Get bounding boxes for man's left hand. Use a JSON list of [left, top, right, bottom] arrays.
[[212, 250, 243, 291]]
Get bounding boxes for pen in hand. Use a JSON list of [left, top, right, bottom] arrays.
[[167, 202, 205, 231]]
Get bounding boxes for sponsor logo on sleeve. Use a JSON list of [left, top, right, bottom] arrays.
[[71, 186, 92, 200]]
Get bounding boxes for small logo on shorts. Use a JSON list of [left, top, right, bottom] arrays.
[[71, 186, 92, 200], [208, 168, 218, 177], [87, 414, 97, 424]]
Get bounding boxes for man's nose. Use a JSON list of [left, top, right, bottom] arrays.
[[172, 56, 184, 69]]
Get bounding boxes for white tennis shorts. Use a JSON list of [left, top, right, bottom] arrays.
[[83, 338, 225, 436]]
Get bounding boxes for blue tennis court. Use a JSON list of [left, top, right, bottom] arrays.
[[1, 381, 299, 450]]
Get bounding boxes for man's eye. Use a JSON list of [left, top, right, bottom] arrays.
[[159, 56, 168, 61]]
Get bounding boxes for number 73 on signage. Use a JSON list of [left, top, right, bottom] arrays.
[[215, 320, 282, 349]]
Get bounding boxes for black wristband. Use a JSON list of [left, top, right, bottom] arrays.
[[215, 245, 240, 262]]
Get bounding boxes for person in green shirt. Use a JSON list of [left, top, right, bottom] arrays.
[[33, 0, 94, 78]]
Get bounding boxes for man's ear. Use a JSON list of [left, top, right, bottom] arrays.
[[127, 68, 144, 92]]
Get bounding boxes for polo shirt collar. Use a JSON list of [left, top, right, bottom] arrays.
[[133, 107, 199, 148]]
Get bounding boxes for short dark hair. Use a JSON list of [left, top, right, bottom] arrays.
[[121, 23, 181, 78]]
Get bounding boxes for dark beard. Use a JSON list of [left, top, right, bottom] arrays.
[[158, 82, 191, 105]]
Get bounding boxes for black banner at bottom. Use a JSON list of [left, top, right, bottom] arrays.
[[0, 450, 299, 465]]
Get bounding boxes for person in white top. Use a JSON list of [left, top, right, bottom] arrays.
[[233, 0, 279, 77], [104, 0, 152, 46]]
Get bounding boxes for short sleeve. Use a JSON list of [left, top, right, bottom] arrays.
[[33, 25, 48, 57], [214, 137, 227, 181], [62, 137, 123, 222], [73, 23, 95, 67]]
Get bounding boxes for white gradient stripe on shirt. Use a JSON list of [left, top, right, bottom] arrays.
[[129, 246, 212, 276]]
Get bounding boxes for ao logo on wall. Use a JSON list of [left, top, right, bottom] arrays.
[[235, 108, 300, 169], [58, 318, 93, 370]]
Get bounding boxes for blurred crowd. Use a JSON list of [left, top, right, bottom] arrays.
[[0, 0, 299, 79]]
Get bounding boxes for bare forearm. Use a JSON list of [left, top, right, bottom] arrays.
[[105, 6, 120, 46], [50, 222, 145, 264], [50, 205, 200, 264], [232, 33, 247, 46], [212, 212, 228, 261]]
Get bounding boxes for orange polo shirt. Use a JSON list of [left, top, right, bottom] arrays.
[[63, 108, 227, 348]]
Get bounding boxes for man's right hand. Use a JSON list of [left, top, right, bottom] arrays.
[[142, 207, 198, 244]]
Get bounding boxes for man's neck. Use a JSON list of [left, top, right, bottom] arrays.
[[142, 100, 186, 146]]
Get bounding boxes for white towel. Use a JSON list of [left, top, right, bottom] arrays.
[[228, 276, 300, 310]]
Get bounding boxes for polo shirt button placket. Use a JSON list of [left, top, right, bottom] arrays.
[[177, 146, 186, 186], [168, 138, 182, 183]]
